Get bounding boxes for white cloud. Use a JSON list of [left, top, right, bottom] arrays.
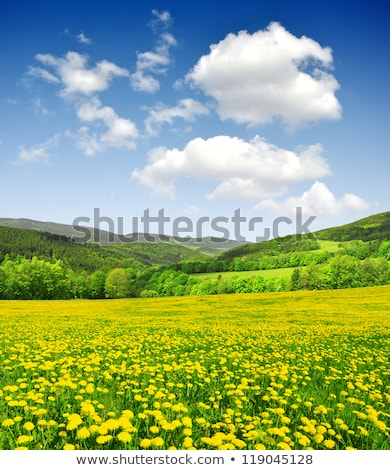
[[27, 66, 61, 84], [132, 135, 330, 199], [33, 98, 49, 115], [68, 127, 103, 157], [255, 181, 369, 216], [72, 97, 138, 155], [28, 53, 138, 155], [130, 11, 177, 93], [77, 33, 92, 44], [144, 98, 209, 134], [186, 22, 341, 129], [150, 9, 172, 30], [16, 135, 60, 164], [34, 51, 129, 97]]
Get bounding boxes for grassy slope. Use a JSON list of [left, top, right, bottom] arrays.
[[192, 266, 295, 281]]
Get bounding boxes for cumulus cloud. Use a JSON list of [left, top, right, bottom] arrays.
[[144, 98, 209, 134], [16, 134, 60, 164], [130, 10, 177, 93], [132, 135, 330, 199], [255, 181, 369, 216], [186, 22, 341, 129], [33, 51, 129, 97], [71, 97, 138, 155]]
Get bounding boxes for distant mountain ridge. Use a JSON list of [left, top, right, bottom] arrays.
[[0, 218, 247, 254]]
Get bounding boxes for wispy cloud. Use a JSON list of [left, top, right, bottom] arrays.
[[16, 134, 60, 164], [27, 65, 61, 84], [76, 32, 92, 44], [130, 9, 177, 93], [33, 98, 49, 115], [144, 98, 209, 135]]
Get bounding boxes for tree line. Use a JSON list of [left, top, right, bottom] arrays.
[[1, 242, 389, 300]]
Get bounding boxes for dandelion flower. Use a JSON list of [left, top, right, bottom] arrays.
[[96, 435, 112, 445], [324, 439, 336, 449], [63, 444, 76, 450], [117, 432, 132, 444], [16, 435, 33, 445], [140, 438, 151, 449], [2, 419, 15, 427], [151, 437, 164, 447], [255, 444, 266, 450], [23, 422, 35, 431], [76, 427, 91, 439]]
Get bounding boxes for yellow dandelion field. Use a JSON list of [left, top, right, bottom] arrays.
[[0, 285, 389, 450]]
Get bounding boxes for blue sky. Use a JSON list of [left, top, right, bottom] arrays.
[[0, 0, 389, 241]]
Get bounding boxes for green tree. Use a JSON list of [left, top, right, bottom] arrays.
[[378, 241, 390, 260], [105, 268, 132, 298], [90, 270, 106, 299]]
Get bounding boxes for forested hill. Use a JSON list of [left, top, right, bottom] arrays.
[[0, 225, 209, 273], [217, 211, 390, 261], [313, 211, 390, 241], [0, 218, 245, 254]]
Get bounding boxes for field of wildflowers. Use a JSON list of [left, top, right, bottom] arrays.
[[0, 285, 389, 450]]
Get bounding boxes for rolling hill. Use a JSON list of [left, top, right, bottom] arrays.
[[0, 225, 210, 273], [217, 211, 390, 261], [0, 218, 245, 254]]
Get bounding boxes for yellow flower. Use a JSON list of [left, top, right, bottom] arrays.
[[374, 420, 387, 431], [23, 422, 35, 431], [63, 444, 76, 450], [151, 437, 164, 447], [324, 439, 336, 449], [96, 435, 112, 445], [298, 435, 311, 447], [277, 442, 291, 450], [66, 413, 82, 430], [358, 426, 369, 436], [117, 431, 132, 443], [140, 438, 151, 449], [183, 437, 193, 448], [255, 444, 266, 450], [76, 427, 91, 439], [150, 425, 160, 434], [182, 417, 192, 428], [2, 419, 15, 427], [89, 424, 100, 434], [16, 435, 34, 445]]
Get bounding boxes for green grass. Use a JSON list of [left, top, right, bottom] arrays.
[[191, 266, 296, 281], [317, 240, 342, 252]]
